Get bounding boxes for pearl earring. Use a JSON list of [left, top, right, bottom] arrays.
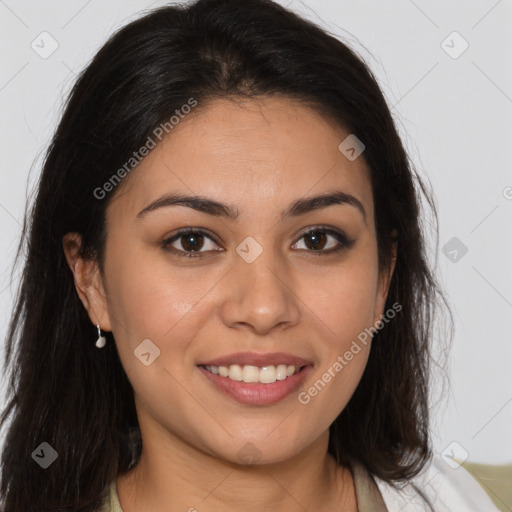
[[95, 323, 106, 348]]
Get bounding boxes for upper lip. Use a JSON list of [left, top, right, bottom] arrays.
[[198, 351, 313, 368]]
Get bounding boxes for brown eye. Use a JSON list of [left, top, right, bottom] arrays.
[[293, 227, 354, 254], [179, 232, 205, 252], [303, 230, 327, 251], [161, 226, 355, 260], [161, 229, 220, 258]]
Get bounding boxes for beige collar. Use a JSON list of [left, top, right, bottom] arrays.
[[350, 459, 389, 512]]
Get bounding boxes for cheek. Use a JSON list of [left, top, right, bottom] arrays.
[[304, 256, 380, 343], [105, 244, 207, 336], [297, 272, 375, 428], [298, 343, 370, 441], [104, 245, 223, 380], [294, 252, 378, 418]]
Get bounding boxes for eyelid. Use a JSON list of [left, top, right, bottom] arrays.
[[295, 224, 350, 242], [292, 225, 354, 252], [161, 225, 354, 257], [161, 227, 222, 257]]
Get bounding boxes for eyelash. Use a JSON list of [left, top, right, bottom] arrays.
[[160, 226, 355, 259]]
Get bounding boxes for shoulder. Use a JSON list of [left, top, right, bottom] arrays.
[[374, 455, 501, 512]]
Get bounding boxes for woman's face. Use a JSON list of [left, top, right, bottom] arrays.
[[82, 96, 395, 465]]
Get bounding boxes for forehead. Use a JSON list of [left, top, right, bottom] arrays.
[[107, 96, 374, 225]]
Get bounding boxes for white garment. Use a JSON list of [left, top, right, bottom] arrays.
[[375, 455, 502, 512]]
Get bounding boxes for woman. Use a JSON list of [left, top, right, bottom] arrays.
[[0, 0, 500, 511]]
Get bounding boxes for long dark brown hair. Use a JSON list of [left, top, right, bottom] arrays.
[[0, 0, 452, 510]]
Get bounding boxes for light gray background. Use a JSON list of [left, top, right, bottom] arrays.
[[1, 0, 511, 466]]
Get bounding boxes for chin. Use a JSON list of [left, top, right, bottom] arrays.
[[207, 437, 306, 467]]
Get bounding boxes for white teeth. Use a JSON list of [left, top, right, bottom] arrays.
[[242, 365, 259, 383], [276, 364, 288, 380], [259, 366, 276, 384], [204, 364, 301, 384], [229, 364, 243, 381]]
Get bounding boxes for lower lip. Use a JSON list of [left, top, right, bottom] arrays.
[[197, 365, 313, 405]]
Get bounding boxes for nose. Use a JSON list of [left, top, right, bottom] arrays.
[[219, 244, 301, 335]]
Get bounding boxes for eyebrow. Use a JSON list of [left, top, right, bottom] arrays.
[[136, 190, 367, 224]]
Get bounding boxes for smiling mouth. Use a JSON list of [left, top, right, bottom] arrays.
[[199, 363, 308, 384]]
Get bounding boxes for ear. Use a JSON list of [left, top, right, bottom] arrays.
[[373, 230, 398, 326], [62, 232, 112, 332]]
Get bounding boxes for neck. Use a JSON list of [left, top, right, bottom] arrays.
[[116, 419, 357, 512]]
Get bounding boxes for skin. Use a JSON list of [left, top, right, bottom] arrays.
[[63, 96, 396, 512]]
